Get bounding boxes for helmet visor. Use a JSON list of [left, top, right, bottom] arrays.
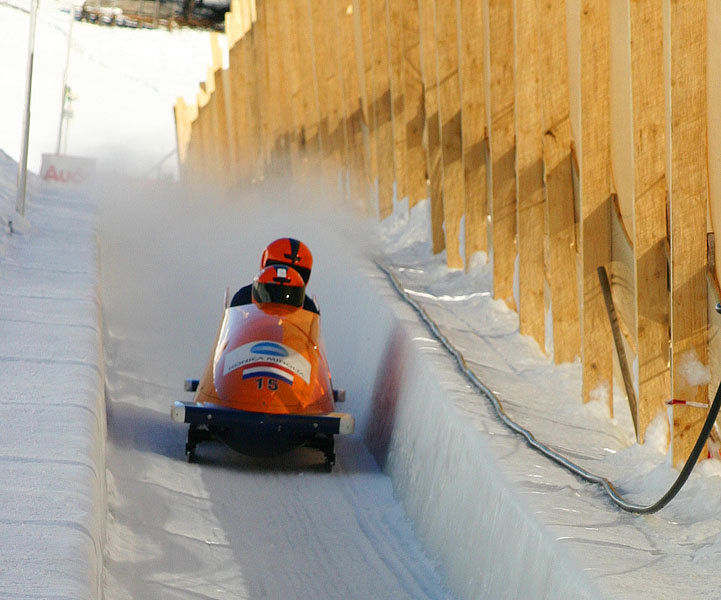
[[253, 281, 305, 307]]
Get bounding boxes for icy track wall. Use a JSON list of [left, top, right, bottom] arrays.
[[330, 263, 600, 600], [0, 159, 106, 598]]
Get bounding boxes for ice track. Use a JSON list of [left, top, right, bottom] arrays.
[[99, 179, 455, 600]]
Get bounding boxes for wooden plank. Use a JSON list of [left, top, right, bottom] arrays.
[[202, 67, 223, 182], [457, 0, 487, 264], [579, 0, 613, 409], [275, 0, 302, 175], [707, 4, 721, 299], [336, 0, 369, 211], [628, 0, 670, 443], [210, 32, 222, 71], [353, 0, 377, 188], [310, 0, 345, 194], [370, 0, 394, 218], [537, 0, 579, 364], [245, 24, 264, 180], [707, 274, 721, 430], [173, 97, 191, 173], [212, 67, 231, 188], [401, 0, 426, 208], [610, 197, 636, 352], [513, 0, 544, 348], [387, 0, 407, 204], [293, 0, 322, 176], [253, 1, 270, 174], [418, 0, 445, 253], [487, 0, 516, 310], [434, 0, 464, 268], [668, 1, 709, 466], [263, 0, 283, 170], [227, 40, 251, 182]]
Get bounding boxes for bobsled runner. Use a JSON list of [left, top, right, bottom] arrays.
[[171, 281, 353, 471]]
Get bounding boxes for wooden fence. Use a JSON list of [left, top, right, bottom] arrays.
[[175, 0, 721, 467]]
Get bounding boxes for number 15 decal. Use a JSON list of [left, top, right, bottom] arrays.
[[256, 378, 279, 390]]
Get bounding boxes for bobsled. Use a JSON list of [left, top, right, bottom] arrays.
[[171, 291, 353, 470]]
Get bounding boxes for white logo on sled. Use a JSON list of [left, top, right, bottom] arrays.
[[223, 341, 311, 383]]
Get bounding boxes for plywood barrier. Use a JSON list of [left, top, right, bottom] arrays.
[[434, 0, 464, 270], [418, 0, 445, 253], [628, 0, 669, 444], [538, 0, 579, 365], [487, 0, 516, 311], [353, 0, 377, 192], [514, 0, 544, 349], [387, 0, 407, 206], [578, 0, 612, 410], [335, 0, 368, 212], [174, 0, 721, 463], [400, 0, 426, 209], [457, 0, 487, 264], [668, 2, 709, 466], [370, 0, 394, 218]]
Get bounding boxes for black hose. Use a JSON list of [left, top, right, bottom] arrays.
[[377, 261, 721, 514]]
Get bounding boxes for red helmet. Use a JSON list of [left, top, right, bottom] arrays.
[[252, 265, 306, 308], [260, 238, 313, 284]]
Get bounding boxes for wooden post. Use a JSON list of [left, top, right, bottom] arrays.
[[401, 0, 427, 209], [387, 0, 407, 205], [434, 0, 464, 269], [487, 0, 516, 310], [668, 1, 709, 465], [457, 0, 487, 264], [629, 0, 670, 443], [418, 0, 445, 254], [514, 0, 544, 349], [579, 0, 613, 409], [538, 0, 579, 364]]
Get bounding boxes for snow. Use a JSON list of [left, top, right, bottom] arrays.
[[4, 1, 721, 599], [0, 153, 105, 596]]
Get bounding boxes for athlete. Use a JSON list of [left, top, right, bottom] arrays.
[[252, 264, 306, 308], [230, 238, 320, 313]]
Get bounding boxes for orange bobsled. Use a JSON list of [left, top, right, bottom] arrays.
[[171, 295, 354, 470]]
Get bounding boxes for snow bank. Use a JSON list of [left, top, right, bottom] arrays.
[[0, 151, 106, 599], [327, 259, 601, 600]]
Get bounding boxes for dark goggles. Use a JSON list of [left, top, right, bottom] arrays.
[[253, 281, 305, 307]]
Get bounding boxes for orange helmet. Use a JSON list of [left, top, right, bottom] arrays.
[[260, 238, 313, 284], [252, 265, 306, 308]]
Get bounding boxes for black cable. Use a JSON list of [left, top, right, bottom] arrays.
[[378, 261, 721, 513]]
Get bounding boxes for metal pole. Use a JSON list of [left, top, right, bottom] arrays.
[[16, 0, 40, 217], [56, 5, 74, 155]]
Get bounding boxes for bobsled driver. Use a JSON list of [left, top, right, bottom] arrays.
[[230, 237, 320, 313]]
